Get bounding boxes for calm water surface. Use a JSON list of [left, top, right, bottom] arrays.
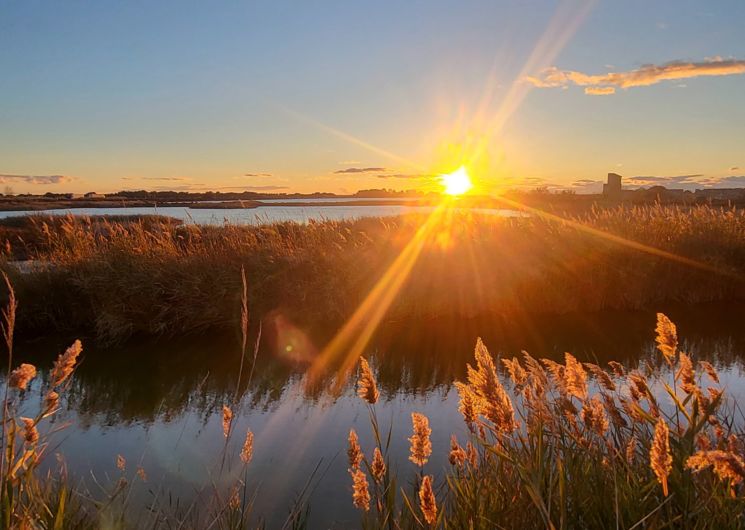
[[0, 201, 521, 225], [6, 305, 745, 527]]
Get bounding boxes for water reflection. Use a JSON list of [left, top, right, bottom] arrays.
[[6, 304, 745, 527]]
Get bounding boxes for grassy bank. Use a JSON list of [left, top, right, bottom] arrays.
[[2, 204, 745, 342]]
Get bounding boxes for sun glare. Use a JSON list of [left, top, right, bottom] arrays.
[[441, 167, 473, 196]]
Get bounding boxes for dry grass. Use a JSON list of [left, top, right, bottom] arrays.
[[348, 312, 745, 528], [2, 204, 745, 343]]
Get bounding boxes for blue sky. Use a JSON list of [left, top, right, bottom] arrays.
[[1, 0, 744, 194]]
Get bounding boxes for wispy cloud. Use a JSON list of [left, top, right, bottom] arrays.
[[244, 173, 272, 177], [376, 173, 434, 180], [142, 176, 190, 181], [335, 167, 386, 174], [149, 184, 289, 192], [584, 86, 615, 95], [571, 178, 604, 192], [526, 57, 745, 94], [0, 173, 74, 185]]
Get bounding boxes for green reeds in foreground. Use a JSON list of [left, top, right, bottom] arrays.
[[347, 313, 745, 529]]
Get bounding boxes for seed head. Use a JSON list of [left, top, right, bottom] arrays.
[[357, 357, 379, 405], [449, 435, 466, 468], [466, 441, 478, 468], [347, 428, 363, 469], [8, 363, 36, 391], [222, 405, 233, 438], [655, 313, 678, 364], [371, 447, 386, 482], [698, 361, 720, 384], [584, 362, 616, 392], [581, 396, 609, 436], [564, 353, 588, 400], [349, 468, 370, 511], [650, 418, 673, 496], [454, 382, 478, 431], [408, 412, 432, 467], [240, 429, 254, 464], [418, 475, 437, 525], [608, 361, 626, 378], [50, 340, 83, 387], [678, 352, 696, 394], [21, 417, 39, 445], [43, 390, 60, 417], [466, 338, 515, 433]]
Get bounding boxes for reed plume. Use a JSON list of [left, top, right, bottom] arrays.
[[564, 353, 588, 400], [348, 428, 363, 469], [687, 450, 745, 497], [626, 436, 636, 465], [501, 357, 527, 391], [357, 357, 379, 405], [584, 362, 616, 392], [409, 412, 432, 467], [655, 313, 678, 364], [419, 475, 437, 525], [50, 340, 83, 387], [20, 417, 38, 445], [608, 360, 625, 378], [8, 363, 36, 390], [699, 360, 720, 384], [581, 396, 609, 436], [117, 454, 126, 472], [678, 352, 696, 394], [240, 429, 254, 464], [466, 441, 478, 469], [465, 338, 516, 433], [222, 405, 233, 438], [42, 390, 60, 418], [371, 447, 386, 482], [650, 417, 673, 496], [449, 435, 466, 468], [454, 382, 478, 431], [350, 468, 370, 511]]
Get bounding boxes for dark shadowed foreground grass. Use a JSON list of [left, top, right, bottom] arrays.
[[2, 204, 745, 343]]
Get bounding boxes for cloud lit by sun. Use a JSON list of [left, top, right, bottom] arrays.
[[440, 167, 473, 195]]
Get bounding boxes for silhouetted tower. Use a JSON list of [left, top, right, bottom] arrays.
[[603, 173, 622, 199]]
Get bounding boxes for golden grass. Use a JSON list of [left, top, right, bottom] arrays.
[[4, 204, 745, 342], [347, 312, 745, 528]]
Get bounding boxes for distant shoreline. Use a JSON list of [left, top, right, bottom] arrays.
[[0, 197, 435, 212]]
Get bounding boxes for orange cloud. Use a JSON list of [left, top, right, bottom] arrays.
[[526, 57, 745, 94], [584, 86, 615, 95]]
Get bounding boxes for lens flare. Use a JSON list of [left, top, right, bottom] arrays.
[[441, 167, 473, 196]]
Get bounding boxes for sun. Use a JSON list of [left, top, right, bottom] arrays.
[[440, 166, 473, 196]]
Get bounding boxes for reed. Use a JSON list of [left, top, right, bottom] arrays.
[[346, 312, 745, 528], [3, 204, 745, 342]]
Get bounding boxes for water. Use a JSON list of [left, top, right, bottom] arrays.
[[0, 200, 521, 225], [6, 304, 745, 527]]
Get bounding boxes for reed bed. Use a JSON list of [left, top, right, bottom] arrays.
[[3, 204, 745, 342], [347, 313, 745, 528]]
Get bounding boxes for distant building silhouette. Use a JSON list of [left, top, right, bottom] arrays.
[[602, 173, 623, 199], [600, 172, 745, 204]]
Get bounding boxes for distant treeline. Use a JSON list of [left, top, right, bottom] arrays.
[[0, 188, 439, 201]]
